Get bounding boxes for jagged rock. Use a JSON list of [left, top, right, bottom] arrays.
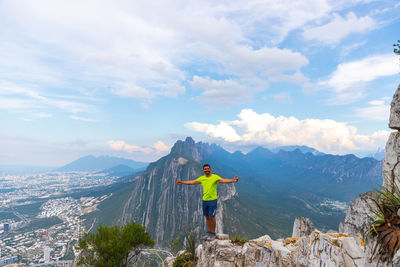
[[339, 191, 376, 236], [162, 256, 175, 267], [248, 234, 272, 247], [292, 216, 315, 237], [389, 84, 400, 130], [216, 233, 229, 240], [382, 131, 400, 188], [338, 191, 385, 265], [164, 230, 370, 267]]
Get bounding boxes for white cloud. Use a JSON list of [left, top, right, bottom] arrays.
[[0, 0, 395, 111], [160, 81, 186, 98], [154, 141, 170, 153], [186, 121, 241, 142], [0, 0, 322, 108], [355, 98, 390, 121], [190, 76, 266, 105], [108, 140, 153, 154], [303, 12, 375, 45], [273, 93, 292, 104], [186, 109, 391, 154], [321, 54, 399, 104], [108, 140, 170, 155], [113, 86, 153, 99], [70, 115, 97, 122], [34, 112, 52, 118], [0, 80, 94, 115]]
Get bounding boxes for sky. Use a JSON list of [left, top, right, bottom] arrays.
[[1, 0, 399, 166]]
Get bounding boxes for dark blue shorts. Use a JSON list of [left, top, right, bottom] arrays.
[[202, 199, 217, 217]]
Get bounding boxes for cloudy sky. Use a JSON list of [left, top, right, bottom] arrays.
[[1, 0, 399, 166]]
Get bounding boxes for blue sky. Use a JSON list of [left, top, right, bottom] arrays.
[[0, 0, 399, 166]]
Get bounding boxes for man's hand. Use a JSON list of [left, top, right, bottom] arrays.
[[176, 180, 183, 185], [219, 176, 240, 183]]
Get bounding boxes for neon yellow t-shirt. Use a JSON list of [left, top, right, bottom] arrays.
[[196, 174, 221, 201]]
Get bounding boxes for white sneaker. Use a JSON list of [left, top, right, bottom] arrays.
[[202, 232, 211, 241], [206, 233, 216, 241]]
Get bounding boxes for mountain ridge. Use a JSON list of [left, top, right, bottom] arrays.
[[112, 137, 381, 247], [57, 155, 148, 172]]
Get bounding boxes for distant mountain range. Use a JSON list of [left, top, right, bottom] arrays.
[[270, 145, 325, 155], [368, 147, 385, 160], [82, 137, 382, 248], [100, 164, 146, 177], [57, 155, 148, 172]]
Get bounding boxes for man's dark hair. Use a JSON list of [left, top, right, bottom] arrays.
[[203, 164, 211, 169]]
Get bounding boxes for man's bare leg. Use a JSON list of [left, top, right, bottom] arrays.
[[205, 216, 212, 232], [210, 216, 216, 233]]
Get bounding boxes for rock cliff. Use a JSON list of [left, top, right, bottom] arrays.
[[121, 137, 237, 247], [164, 217, 369, 267]]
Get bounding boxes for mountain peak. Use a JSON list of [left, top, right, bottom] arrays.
[[185, 136, 195, 144], [170, 137, 202, 161]]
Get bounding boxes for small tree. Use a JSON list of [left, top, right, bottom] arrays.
[[394, 40, 400, 55], [76, 221, 154, 267]]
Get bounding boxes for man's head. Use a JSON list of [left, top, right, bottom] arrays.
[[203, 164, 211, 176]]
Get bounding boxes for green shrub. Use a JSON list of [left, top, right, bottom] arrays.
[[368, 177, 400, 265], [76, 221, 154, 267], [170, 238, 183, 256], [172, 252, 197, 267], [230, 234, 248, 246], [172, 226, 198, 266]]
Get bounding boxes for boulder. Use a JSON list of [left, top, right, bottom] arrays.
[[292, 216, 315, 237]]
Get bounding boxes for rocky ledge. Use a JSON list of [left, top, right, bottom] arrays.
[[163, 217, 369, 267]]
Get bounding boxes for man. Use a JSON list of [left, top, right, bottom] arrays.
[[175, 164, 239, 240]]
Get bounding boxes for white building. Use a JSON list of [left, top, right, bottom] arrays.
[[44, 246, 51, 263]]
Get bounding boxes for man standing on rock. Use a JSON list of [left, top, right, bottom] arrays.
[[176, 164, 239, 240]]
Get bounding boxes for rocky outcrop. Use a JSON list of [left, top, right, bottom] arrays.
[[383, 85, 400, 187], [163, 228, 369, 267], [339, 191, 376, 236], [382, 131, 400, 187], [389, 84, 400, 130], [292, 216, 315, 238], [339, 84, 400, 265]]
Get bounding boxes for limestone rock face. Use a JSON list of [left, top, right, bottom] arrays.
[[292, 216, 315, 238], [339, 191, 376, 236], [121, 137, 237, 247], [337, 83, 400, 266], [382, 131, 400, 187], [389, 84, 400, 130], [163, 231, 370, 267]]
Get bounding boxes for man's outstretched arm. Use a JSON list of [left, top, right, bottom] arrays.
[[176, 179, 200, 185], [218, 176, 240, 184]]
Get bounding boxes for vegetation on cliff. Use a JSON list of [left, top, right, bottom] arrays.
[[76, 221, 154, 267], [172, 227, 198, 267], [368, 177, 400, 264]]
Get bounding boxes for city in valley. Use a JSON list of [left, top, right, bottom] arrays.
[[0, 171, 118, 266]]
